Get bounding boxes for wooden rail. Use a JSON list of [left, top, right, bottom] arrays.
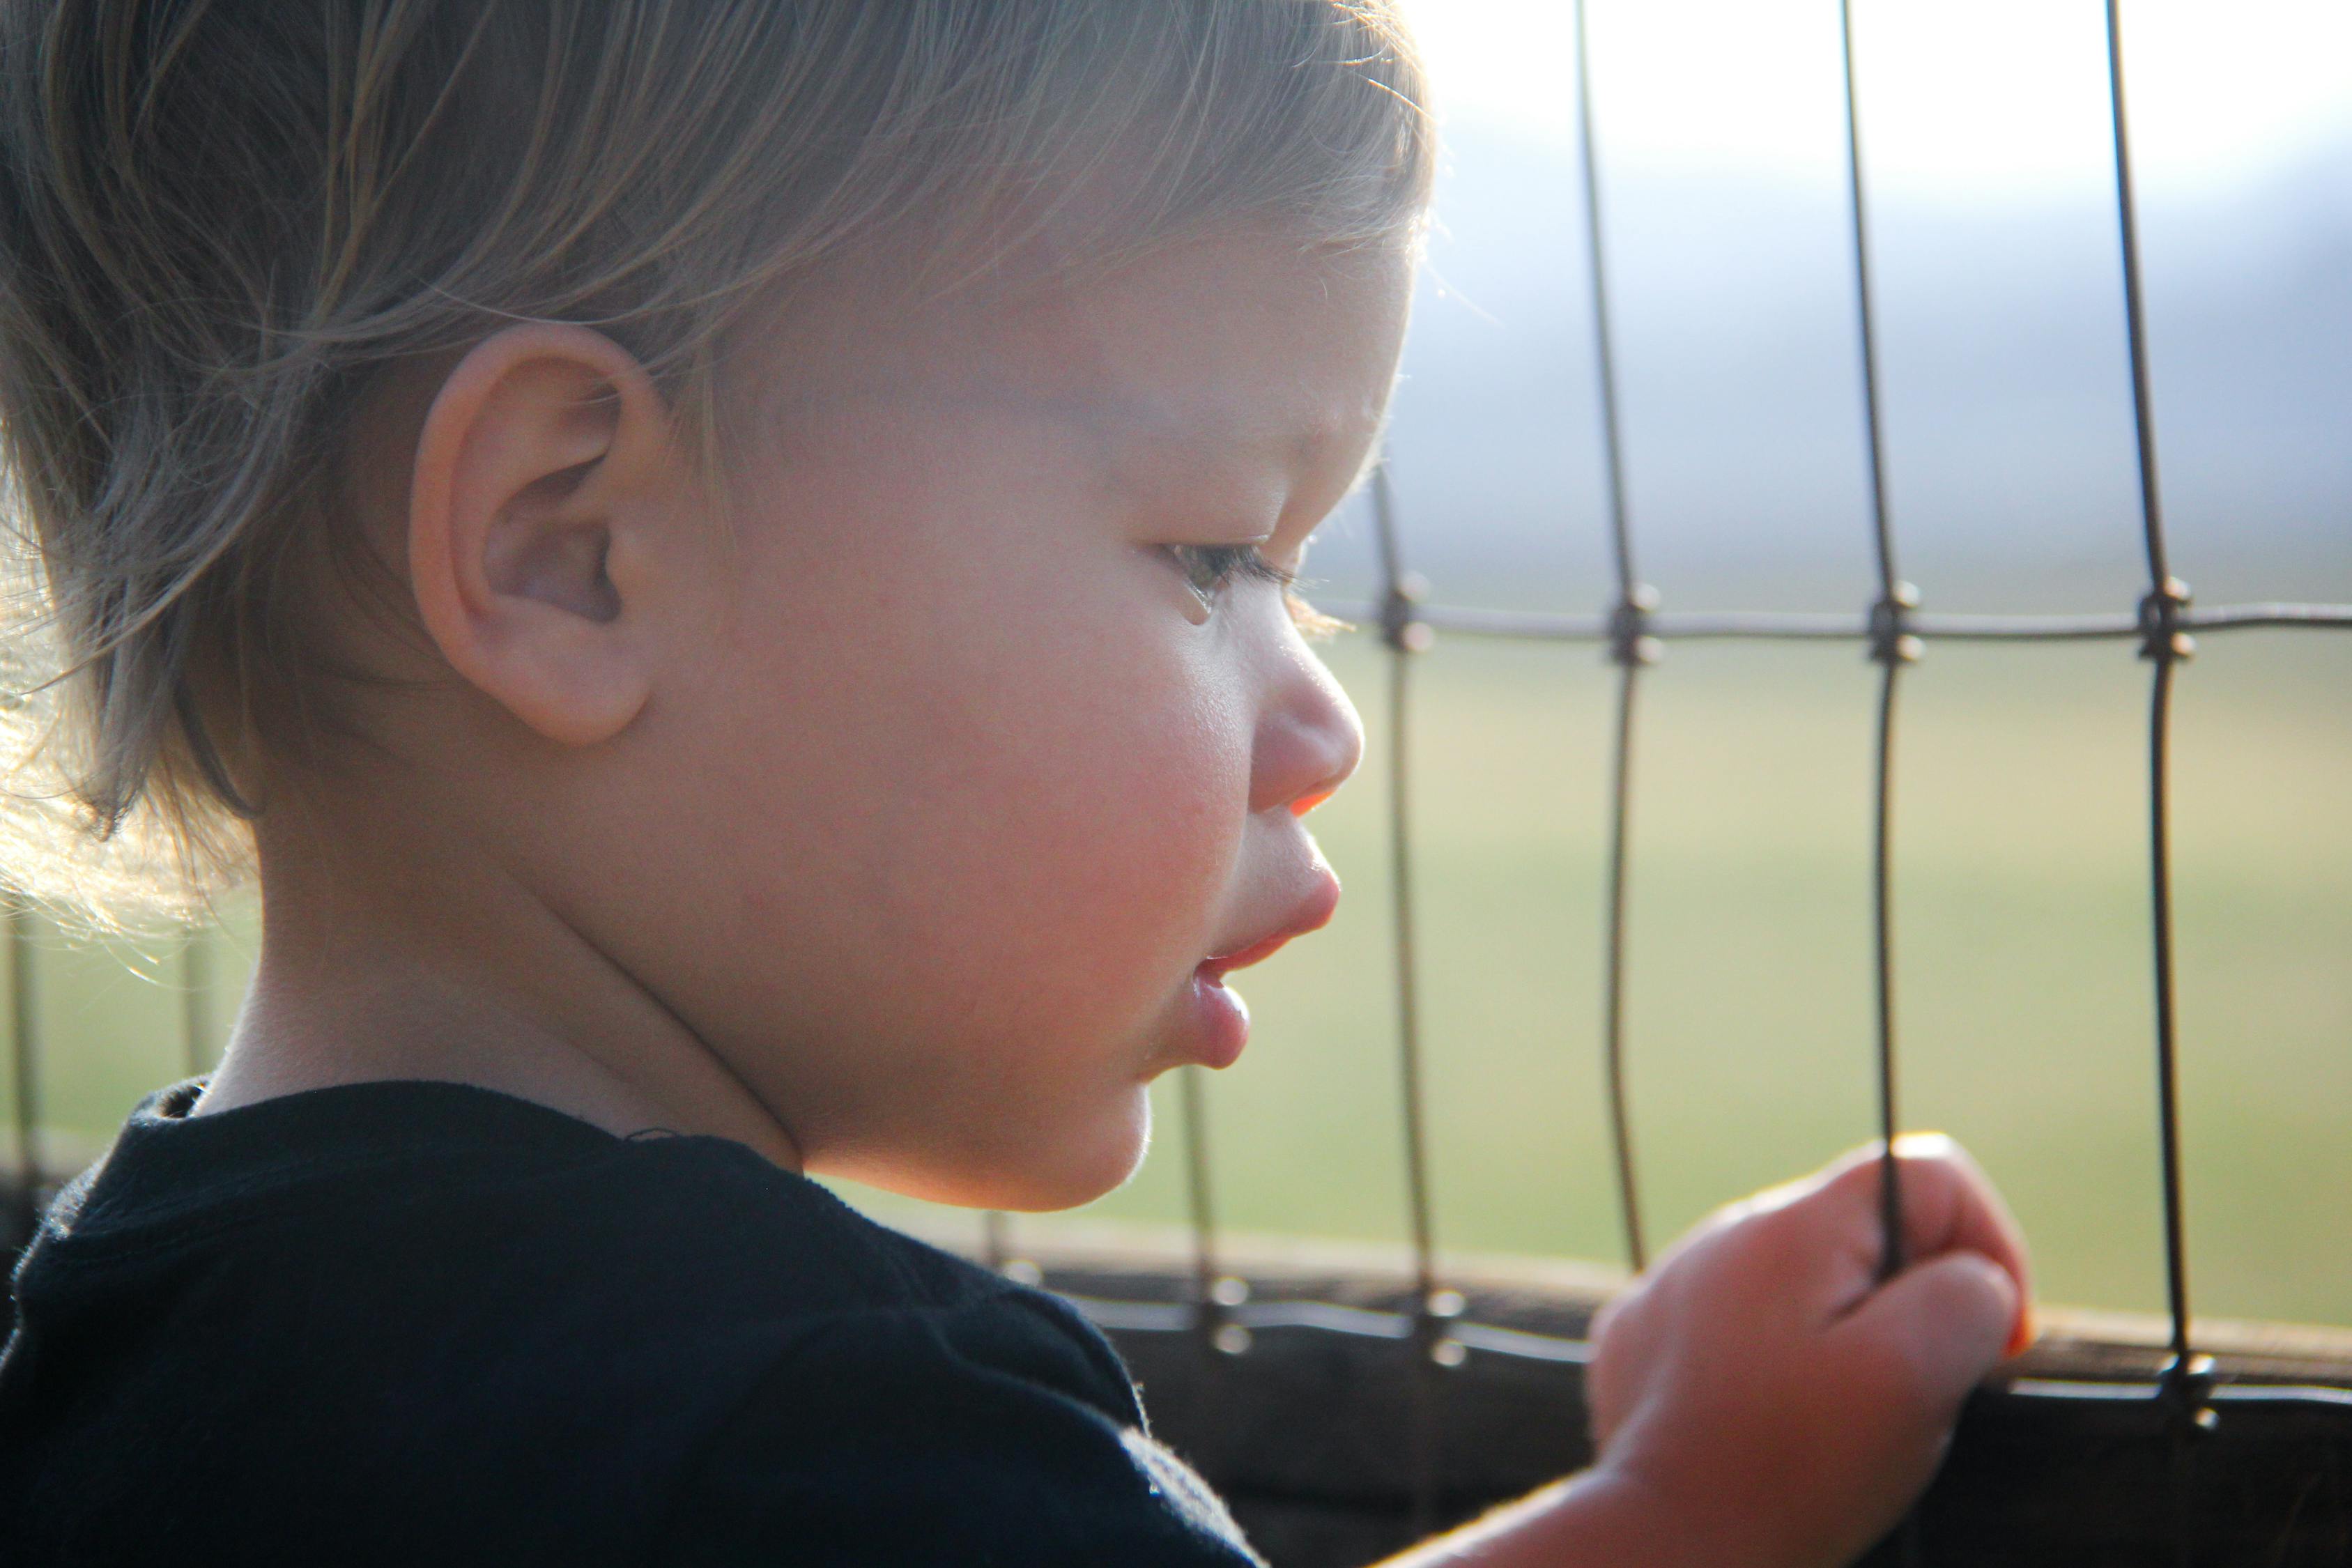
[[9, 1183, 2351, 1565], [995, 1231, 2352, 1568]]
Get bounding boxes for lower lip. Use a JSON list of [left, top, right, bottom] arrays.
[[1185, 967, 1252, 1070]]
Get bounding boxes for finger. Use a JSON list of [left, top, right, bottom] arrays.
[[1886, 1135, 2032, 1306], [1838, 1249, 2020, 1414], [1803, 1137, 2032, 1304]]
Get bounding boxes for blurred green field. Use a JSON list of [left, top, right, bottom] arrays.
[[7, 627, 2350, 1325]]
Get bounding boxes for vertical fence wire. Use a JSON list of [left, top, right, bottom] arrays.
[[1573, 0, 1653, 1276], [1571, 0, 1635, 615], [981, 1210, 1009, 1273], [2142, 653, 2193, 1373], [1370, 463, 1447, 1532], [1597, 663, 1647, 1270], [1866, 660, 1908, 1277], [1839, 9, 1924, 1560], [182, 933, 210, 1082], [2105, 0, 2195, 1360], [7, 902, 36, 1251], [1838, 0, 1913, 1288], [1372, 466, 1439, 1307], [2103, 5, 2213, 1559], [1179, 1067, 1230, 1345]]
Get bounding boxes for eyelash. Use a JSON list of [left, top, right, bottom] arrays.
[[1167, 543, 1296, 606]]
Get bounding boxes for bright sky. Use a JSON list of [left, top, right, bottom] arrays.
[[1397, 0, 2352, 199]]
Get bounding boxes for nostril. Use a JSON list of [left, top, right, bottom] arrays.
[[1290, 789, 1335, 819]]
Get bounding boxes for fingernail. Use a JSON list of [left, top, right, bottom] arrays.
[[2006, 1305, 2040, 1360], [1891, 1130, 1958, 1159]]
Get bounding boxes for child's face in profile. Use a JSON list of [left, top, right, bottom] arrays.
[[637, 230, 1413, 1210]]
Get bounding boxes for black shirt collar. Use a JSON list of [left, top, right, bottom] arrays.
[[42, 1079, 631, 1247]]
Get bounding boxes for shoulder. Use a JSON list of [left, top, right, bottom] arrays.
[[11, 1081, 1258, 1565], [658, 1284, 1261, 1567], [518, 1150, 1261, 1562]]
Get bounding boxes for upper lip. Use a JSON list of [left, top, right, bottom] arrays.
[[1199, 872, 1342, 983]]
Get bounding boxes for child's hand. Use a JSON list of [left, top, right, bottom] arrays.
[[1584, 1134, 2032, 1568]]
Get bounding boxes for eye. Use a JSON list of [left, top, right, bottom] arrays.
[[1166, 543, 1297, 613]]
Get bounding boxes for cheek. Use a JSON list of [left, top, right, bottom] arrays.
[[902, 615, 1252, 1019], [702, 523, 1253, 1044]]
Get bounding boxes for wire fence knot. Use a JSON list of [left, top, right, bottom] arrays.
[[1868, 581, 1923, 666], [1382, 571, 1434, 655], [1417, 1287, 1468, 1369], [2139, 578, 2196, 663], [2160, 1352, 2220, 1438], [1608, 584, 1662, 668], [1197, 1275, 1253, 1358]]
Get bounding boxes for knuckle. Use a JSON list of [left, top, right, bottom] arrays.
[[1739, 1190, 1829, 1265]]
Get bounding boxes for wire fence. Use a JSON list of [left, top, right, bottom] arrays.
[[1005, 0, 2352, 1554], [6, 1, 2352, 1560]]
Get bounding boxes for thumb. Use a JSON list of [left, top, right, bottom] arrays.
[[1841, 1250, 2021, 1413]]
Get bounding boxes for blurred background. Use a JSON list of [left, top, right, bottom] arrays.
[[8, 0, 2349, 1324]]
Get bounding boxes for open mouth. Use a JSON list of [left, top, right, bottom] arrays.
[[1197, 873, 1342, 986], [1197, 929, 1302, 985], [1182, 875, 1336, 1070]]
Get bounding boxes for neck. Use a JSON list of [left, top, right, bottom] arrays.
[[198, 785, 802, 1171]]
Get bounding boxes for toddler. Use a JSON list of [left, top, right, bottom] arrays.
[[0, 3, 2030, 1564]]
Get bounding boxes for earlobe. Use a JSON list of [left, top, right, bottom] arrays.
[[408, 324, 678, 747]]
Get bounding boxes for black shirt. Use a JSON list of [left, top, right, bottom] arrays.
[[0, 1080, 1259, 1567]]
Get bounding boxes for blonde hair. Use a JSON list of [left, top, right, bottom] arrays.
[[0, 0, 1434, 929]]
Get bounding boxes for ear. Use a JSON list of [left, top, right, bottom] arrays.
[[407, 323, 685, 746]]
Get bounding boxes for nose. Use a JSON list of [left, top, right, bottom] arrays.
[[1248, 647, 1364, 818]]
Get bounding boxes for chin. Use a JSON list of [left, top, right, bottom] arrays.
[[825, 1091, 1153, 1214], [987, 1096, 1155, 1213]]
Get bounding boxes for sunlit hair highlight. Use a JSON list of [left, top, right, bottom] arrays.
[[0, 0, 1434, 928]]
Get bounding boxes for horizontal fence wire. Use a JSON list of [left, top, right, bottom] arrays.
[[1059, 1293, 2352, 1413], [1308, 601, 2352, 644]]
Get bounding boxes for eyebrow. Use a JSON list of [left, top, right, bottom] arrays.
[[1048, 385, 1369, 489], [831, 370, 1373, 528]]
